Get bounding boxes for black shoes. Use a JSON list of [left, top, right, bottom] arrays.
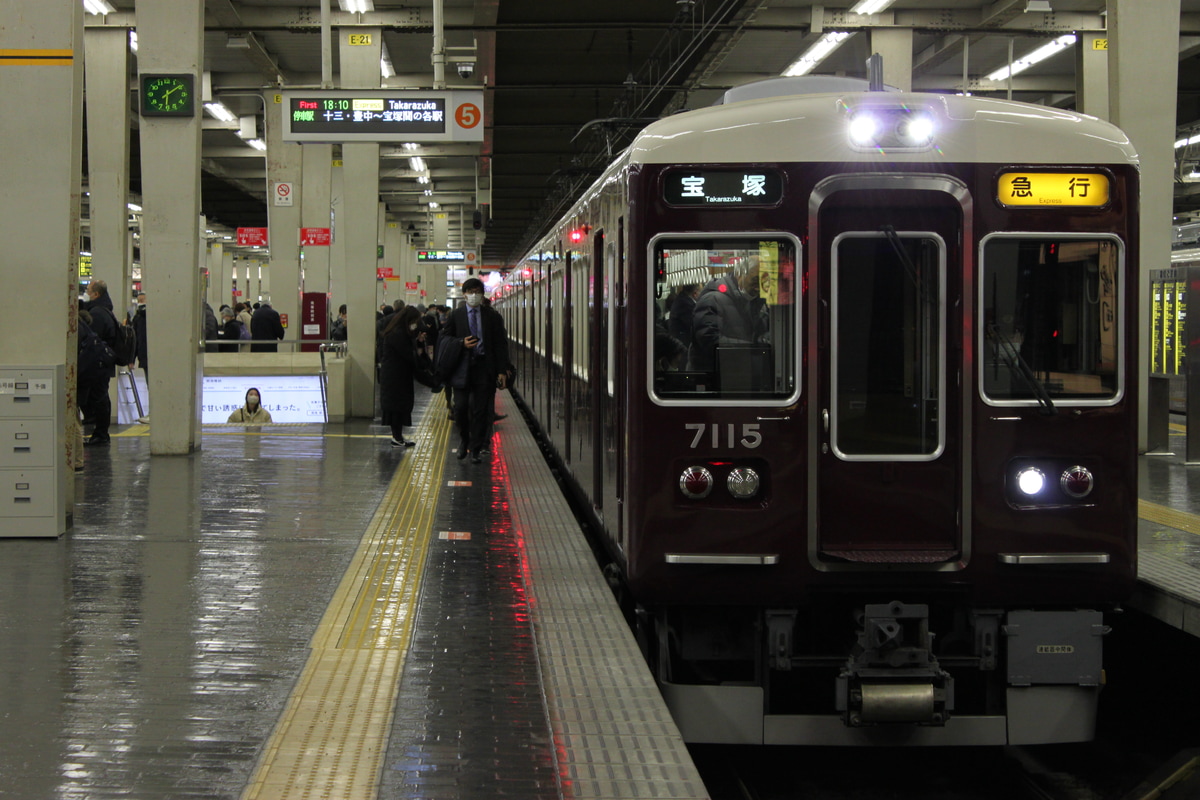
[[390, 438, 416, 448], [457, 446, 469, 460], [471, 452, 482, 464], [84, 435, 110, 447]]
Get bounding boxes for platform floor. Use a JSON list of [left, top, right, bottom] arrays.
[[8, 402, 1200, 799], [0, 390, 707, 800]]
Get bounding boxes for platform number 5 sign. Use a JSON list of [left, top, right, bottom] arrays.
[[455, 103, 481, 130]]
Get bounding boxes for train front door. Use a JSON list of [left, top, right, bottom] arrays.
[[810, 179, 968, 566]]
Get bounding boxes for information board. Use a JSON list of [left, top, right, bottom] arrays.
[[281, 90, 484, 143]]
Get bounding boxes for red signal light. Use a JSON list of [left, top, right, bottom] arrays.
[[569, 229, 585, 244]]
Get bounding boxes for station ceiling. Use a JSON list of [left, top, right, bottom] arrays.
[[85, 0, 1200, 266]]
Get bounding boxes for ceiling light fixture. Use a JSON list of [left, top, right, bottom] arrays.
[[1024, 0, 1052, 11], [247, 139, 267, 152], [782, 32, 853, 77], [337, 0, 374, 13], [849, 0, 896, 15], [985, 34, 1076, 82], [82, 0, 116, 16], [204, 102, 237, 123]]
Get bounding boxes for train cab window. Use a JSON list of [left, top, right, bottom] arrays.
[[832, 232, 945, 459], [651, 237, 799, 404], [981, 236, 1121, 406]]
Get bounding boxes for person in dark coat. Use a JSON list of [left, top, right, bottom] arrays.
[[688, 266, 768, 372], [132, 293, 148, 377], [668, 283, 699, 350], [204, 302, 219, 352], [250, 302, 285, 352], [379, 306, 436, 447], [438, 278, 510, 463], [216, 308, 244, 353], [81, 283, 119, 445]]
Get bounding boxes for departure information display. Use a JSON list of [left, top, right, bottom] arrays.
[[280, 91, 484, 143], [663, 168, 783, 206]]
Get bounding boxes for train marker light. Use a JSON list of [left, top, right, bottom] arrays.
[[679, 466, 714, 499], [1016, 467, 1046, 496], [1060, 466, 1094, 499], [727, 467, 761, 500]]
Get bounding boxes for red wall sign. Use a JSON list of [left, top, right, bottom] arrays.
[[405, 281, 419, 291], [377, 267, 394, 279], [299, 227, 331, 246], [237, 227, 268, 246]]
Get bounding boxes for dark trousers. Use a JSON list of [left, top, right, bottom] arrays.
[[454, 360, 497, 453], [80, 375, 112, 439]]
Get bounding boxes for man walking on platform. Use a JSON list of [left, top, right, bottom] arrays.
[[439, 278, 509, 464]]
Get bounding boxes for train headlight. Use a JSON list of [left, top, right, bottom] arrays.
[[1016, 467, 1046, 497], [897, 113, 935, 146], [679, 466, 715, 499], [848, 113, 879, 146], [1060, 466, 1094, 499], [727, 467, 761, 500]]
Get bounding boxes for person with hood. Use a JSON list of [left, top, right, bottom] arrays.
[[227, 387, 273, 423], [687, 262, 769, 372]]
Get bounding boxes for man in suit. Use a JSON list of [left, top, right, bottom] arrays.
[[439, 278, 509, 463]]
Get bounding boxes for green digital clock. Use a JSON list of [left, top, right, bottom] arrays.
[[140, 73, 195, 117]]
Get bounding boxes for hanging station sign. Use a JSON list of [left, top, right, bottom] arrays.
[[280, 90, 485, 143]]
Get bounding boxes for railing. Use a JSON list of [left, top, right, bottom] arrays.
[[201, 338, 348, 350]]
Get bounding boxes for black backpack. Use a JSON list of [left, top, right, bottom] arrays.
[[112, 323, 137, 366], [78, 322, 115, 384]]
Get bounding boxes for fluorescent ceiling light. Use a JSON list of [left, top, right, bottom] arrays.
[[986, 34, 1077, 82], [337, 0, 374, 12], [1177, 134, 1200, 149], [782, 32, 853, 77], [82, 0, 116, 15], [409, 156, 426, 172], [247, 139, 267, 151], [127, 203, 142, 212], [850, 0, 895, 14], [204, 102, 237, 123]]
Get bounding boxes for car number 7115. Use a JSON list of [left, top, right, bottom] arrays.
[[685, 423, 763, 449]]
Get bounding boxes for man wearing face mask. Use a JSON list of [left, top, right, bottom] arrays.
[[227, 387, 274, 424], [439, 278, 510, 463]]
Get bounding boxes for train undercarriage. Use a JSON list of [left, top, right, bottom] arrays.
[[643, 599, 1109, 746]]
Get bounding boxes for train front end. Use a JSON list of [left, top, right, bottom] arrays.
[[625, 87, 1139, 745]]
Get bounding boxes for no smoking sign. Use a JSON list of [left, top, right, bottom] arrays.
[[273, 181, 294, 207]]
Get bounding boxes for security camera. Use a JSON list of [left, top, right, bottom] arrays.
[[456, 61, 475, 79]]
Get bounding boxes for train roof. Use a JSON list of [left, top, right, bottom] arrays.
[[629, 90, 1138, 167]]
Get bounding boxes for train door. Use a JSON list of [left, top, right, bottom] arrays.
[[810, 178, 969, 566], [591, 231, 607, 511]]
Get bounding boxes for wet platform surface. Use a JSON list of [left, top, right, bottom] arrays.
[[0, 390, 706, 800]]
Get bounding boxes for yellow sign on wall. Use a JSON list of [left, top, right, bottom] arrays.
[[997, 172, 1110, 208], [348, 34, 372, 46]]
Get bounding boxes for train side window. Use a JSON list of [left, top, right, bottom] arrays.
[[981, 235, 1122, 406], [650, 236, 799, 404]]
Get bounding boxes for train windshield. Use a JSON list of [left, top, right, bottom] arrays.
[[651, 237, 798, 402], [982, 236, 1122, 405]]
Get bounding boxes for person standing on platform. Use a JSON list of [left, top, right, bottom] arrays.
[[379, 306, 437, 448], [250, 301, 285, 352], [439, 278, 510, 464], [81, 282, 120, 446], [226, 387, 273, 424]]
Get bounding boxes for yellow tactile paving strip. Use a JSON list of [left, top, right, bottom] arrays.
[[1140, 499, 1200, 537], [241, 410, 452, 800]]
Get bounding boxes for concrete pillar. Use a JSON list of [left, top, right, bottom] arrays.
[[1077, 32, 1109, 120], [330, 159, 347, 312], [84, 28, 132, 319], [301, 144, 334, 303], [339, 27, 383, 417], [0, 0, 84, 492], [1108, 0, 1180, 452], [138, 0, 204, 454], [209, 241, 226, 307], [264, 90, 302, 348], [870, 27, 913, 92]]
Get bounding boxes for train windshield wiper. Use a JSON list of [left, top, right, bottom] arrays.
[[987, 323, 1056, 415]]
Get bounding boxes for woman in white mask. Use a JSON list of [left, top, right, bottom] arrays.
[[227, 387, 273, 424]]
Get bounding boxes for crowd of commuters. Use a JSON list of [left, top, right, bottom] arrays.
[[76, 277, 514, 467]]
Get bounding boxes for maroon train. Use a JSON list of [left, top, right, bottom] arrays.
[[493, 77, 1139, 745]]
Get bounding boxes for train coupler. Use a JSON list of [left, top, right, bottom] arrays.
[[836, 601, 954, 726]]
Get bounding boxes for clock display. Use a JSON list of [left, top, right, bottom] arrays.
[[141, 74, 195, 117]]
